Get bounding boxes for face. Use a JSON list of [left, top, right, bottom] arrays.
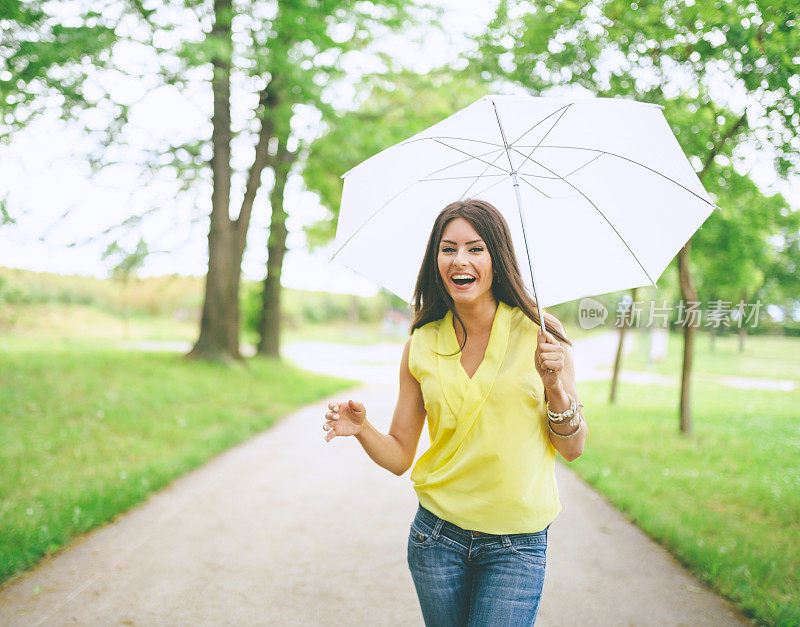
[[437, 217, 494, 307]]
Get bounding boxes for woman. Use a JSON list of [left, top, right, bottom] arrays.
[[323, 199, 587, 625]]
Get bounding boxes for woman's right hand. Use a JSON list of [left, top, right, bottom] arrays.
[[323, 400, 366, 442]]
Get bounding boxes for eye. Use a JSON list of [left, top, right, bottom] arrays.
[[470, 247, 484, 253], [441, 247, 455, 253]]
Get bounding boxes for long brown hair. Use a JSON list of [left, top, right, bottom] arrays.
[[410, 199, 572, 349]]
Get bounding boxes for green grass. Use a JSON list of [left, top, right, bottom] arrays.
[[571, 380, 800, 626], [0, 341, 357, 586], [622, 329, 800, 383]]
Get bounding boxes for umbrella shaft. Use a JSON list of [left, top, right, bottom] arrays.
[[491, 99, 547, 335], [510, 173, 548, 335]]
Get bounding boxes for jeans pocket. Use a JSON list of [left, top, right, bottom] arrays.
[[409, 521, 436, 548], [507, 537, 547, 566]]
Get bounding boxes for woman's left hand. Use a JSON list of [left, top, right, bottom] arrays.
[[535, 327, 565, 390]]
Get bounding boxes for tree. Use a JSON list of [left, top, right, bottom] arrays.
[[3, 0, 418, 362], [177, 0, 413, 361], [475, 0, 800, 433], [693, 166, 796, 351]]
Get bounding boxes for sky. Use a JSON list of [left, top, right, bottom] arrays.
[[0, 1, 797, 298]]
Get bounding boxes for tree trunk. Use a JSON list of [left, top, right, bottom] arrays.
[[257, 145, 295, 357], [188, 0, 237, 361], [678, 242, 697, 435], [674, 112, 746, 430], [188, 4, 274, 361], [738, 290, 747, 353], [709, 324, 716, 351], [610, 287, 637, 403]]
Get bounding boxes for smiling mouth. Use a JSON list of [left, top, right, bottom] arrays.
[[451, 274, 476, 287]]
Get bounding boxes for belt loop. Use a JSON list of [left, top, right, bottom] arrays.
[[432, 517, 445, 539], [501, 534, 511, 547]]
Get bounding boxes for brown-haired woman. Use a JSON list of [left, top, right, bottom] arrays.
[[323, 199, 587, 625]]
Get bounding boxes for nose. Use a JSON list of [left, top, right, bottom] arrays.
[[453, 249, 469, 267]]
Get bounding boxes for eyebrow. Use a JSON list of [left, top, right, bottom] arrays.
[[441, 239, 484, 245]]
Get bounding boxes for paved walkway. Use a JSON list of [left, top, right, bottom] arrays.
[[0, 333, 751, 625]]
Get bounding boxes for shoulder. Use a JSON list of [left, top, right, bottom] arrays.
[[408, 316, 444, 380], [411, 316, 445, 340]]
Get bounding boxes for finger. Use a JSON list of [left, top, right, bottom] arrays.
[[348, 399, 365, 413], [539, 351, 564, 361], [542, 328, 559, 343], [539, 346, 563, 355], [328, 402, 339, 412], [538, 340, 562, 351], [325, 411, 339, 420]]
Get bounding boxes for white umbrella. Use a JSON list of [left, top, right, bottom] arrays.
[[330, 94, 718, 330]]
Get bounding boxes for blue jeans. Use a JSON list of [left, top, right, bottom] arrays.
[[407, 503, 548, 626]]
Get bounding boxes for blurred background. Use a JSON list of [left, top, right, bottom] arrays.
[[1, 0, 798, 624]]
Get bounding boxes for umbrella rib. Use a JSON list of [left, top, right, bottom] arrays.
[[518, 158, 658, 287], [421, 148, 506, 180], [398, 135, 505, 149], [564, 153, 605, 178], [509, 103, 574, 147], [515, 174, 553, 199], [458, 149, 513, 199], [432, 139, 510, 175], [517, 105, 573, 164], [340, 137, 506, 179], [464, 173, 514, 200], [421, 174, 507, 182], [512, 144, 720, 211]]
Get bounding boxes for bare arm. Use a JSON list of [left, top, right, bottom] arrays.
[[324, 338, 427, 476], [536, 316, 588, 462]]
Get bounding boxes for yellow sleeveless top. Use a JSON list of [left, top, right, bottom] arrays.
[[408, 300, 561, 534]]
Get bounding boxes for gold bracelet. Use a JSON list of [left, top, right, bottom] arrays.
[[548, 413, 583, 439]]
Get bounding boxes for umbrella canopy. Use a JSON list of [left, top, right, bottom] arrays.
[[332, 94, 717, 316]]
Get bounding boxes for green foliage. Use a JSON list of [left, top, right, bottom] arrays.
[[476, 0, 800, 179], [0, 0, 118, 141], [0, 341, 355, 585], [102, 237, 149, 282], [303, 67, 492, 247], [0, 196, 14, 225], [694, 166, 797, 305]]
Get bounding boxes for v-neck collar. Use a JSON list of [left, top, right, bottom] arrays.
[[436, 300, 512, 421]]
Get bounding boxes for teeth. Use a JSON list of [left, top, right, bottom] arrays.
[[452, 274, 475, 279]]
